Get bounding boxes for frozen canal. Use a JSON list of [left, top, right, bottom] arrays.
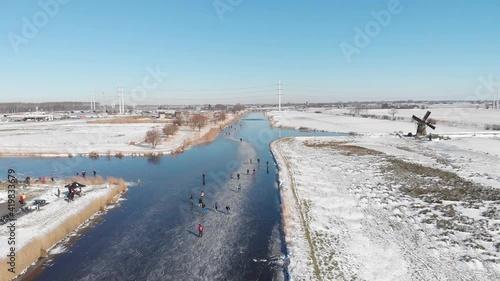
[[1, 112, 341, 281]]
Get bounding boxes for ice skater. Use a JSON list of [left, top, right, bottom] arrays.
[[189, 193, 194, 205], [202, 172, 206, 184], [225, 205, 230, 213], [238, 183, 242, 192], [215, 202, 219, 212], [198, 224, 203, 238], [237, 173, 240, 180]]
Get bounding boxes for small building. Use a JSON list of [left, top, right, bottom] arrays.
[[7, 113, 54, 122]]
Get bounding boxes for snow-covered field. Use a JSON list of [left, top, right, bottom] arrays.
[[269, 109, 500, 280], [0, 114, 236, 157]]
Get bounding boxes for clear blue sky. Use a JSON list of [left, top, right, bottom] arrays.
[[1, 0, 499, 105]]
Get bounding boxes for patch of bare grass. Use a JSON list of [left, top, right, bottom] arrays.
[[304, 140, 383, 156], [384, 158, 500, 202]]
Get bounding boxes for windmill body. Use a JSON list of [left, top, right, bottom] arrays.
[[412, 111, 436, 137]]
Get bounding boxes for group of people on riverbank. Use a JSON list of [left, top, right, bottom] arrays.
[[3, 176, 56, 185]]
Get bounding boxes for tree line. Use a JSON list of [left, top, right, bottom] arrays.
[[0, 102, 94, 113]]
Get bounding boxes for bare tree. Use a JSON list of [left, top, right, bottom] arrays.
[[213, 104, 226, 110], [232, 103, 245, 112], [197, 115, 208, 131], [189, 114, 198, 131], [162, 124, 178, 137], [350, 104, 366, 116], [219, 111, 226, 121], [191, 114, 208, 131], [388, 108, 398, 121], [145, 129, 161, 148], [173, 114, 182, 126], [183, 112, 191, 126]]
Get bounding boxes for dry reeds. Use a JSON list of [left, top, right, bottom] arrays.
[[172, 147, 184, 154], [66, 175, 105, 185], [0, 177, 127, 281], [192, 128, 219, 145], [174, 138, 194, 154], [88, 151, 99, 159]]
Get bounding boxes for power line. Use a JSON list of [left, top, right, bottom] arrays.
[[121, 88, 275, 96], [123, 85, 275, 92]]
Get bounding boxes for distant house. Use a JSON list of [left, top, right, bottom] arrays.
[[7, 113, 54, 122], [158, 111, 166, 119]]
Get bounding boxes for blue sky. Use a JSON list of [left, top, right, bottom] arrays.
[[1, 0, 499, 104]]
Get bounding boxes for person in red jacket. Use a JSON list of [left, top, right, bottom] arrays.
[[19, 194, 26, 205], [198, 224, 203, 238]]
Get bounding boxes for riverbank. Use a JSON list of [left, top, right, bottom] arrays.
[[172, 113, 241, 154], [269, 110, 500, 280], [272, 136, 500, 280], [0, 177, 127, 281], [0, 113, 241, 158]]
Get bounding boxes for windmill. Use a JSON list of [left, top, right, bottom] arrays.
[[412, 111, 436, 136]]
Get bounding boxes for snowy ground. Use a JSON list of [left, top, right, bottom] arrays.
[[0, 178, 127, 279], [0, 114, 236, 157], [269, 109, 500, 280]]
